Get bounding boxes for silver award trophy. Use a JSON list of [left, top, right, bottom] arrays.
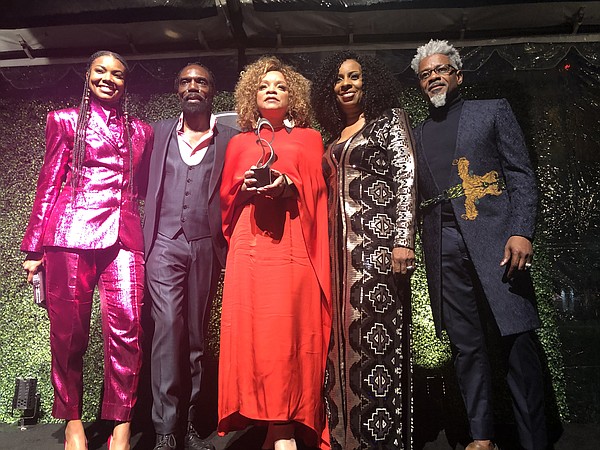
[[253, 117, 278, 187]]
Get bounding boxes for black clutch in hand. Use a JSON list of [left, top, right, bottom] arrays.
[[32, 270, 46, 308], [254, 117, 278, 187]]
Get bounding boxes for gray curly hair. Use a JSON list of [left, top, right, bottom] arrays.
[[411, 39, 463, 74]]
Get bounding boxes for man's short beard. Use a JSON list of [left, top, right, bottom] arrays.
[[429, 93, 447, 108], [182, 99, 210, 115]]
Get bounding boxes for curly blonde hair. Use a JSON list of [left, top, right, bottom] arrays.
[[235, 55, 313, 131]]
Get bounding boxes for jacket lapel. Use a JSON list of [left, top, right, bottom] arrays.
[[415, 122, 441, 198], [86, 109, 122, 152], [208, 124, 227, 200], [153, 119, 178, 200], [450, 100, 470, 188]]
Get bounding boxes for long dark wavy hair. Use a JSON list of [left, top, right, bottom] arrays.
[[311, 50, 401, 140], [72, 50, 133, 192]]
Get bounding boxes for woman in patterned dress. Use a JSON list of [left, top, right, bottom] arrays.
[[312, 51, 417, 450]]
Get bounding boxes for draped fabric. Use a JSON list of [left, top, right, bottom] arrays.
[[323, 108, 416, 450], [218, 127, 332, 448]]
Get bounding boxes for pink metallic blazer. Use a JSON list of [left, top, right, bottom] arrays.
[[21, 100, 154, 254]]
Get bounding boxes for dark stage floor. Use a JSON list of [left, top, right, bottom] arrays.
[[1, 422, 598, 450]]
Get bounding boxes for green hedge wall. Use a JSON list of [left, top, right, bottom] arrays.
[[0, 90, 566, 424]]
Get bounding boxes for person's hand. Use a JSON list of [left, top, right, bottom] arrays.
[[500, 235, 533, 278], [241, 166, 260, 193], [23, 258, 43, 284], [256, 169, 288, 198], [392, 246, 416, 276]]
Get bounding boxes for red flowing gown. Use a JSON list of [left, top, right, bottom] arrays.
[[218, 127, 331, 448]]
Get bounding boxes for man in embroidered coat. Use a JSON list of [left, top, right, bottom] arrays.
[[411, 40, 548, 450], [143, 63, 238, 450]]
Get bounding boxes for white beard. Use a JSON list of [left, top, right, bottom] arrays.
[[430, 92, 447, 108]]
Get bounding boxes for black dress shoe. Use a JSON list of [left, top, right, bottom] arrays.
[[184, 422, 215, 450], [153, 433, 177, 450]]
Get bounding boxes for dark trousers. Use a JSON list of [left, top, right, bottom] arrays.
[[147, 231, 221, 435], [441, 226, 547, 450]]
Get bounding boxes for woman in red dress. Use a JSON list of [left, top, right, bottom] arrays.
[[218, 56, 331, 450]]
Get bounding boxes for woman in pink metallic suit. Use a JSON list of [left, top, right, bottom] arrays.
[[21, 51, 153, 450]]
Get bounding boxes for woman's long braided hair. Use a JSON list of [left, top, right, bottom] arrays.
[[71, 50, 134, 193]]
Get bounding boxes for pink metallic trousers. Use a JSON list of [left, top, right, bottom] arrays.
[[44, 244, 144, 421]]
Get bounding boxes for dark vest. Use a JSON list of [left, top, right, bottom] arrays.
[[157, 128, 214, 240]]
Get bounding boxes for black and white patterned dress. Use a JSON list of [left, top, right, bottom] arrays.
[[323, 108, 416, 450]]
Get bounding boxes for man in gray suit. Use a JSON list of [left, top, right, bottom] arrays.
[[144, 63, 237, 450], [411, 40, 547, 450]]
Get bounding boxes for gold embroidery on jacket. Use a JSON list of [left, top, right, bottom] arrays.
[[454, 157, 503, 220]]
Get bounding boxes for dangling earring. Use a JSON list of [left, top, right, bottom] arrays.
[[283, 115, 295, 129]]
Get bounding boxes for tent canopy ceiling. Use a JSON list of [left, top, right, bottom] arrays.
[[1, 0, 600, 66]]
